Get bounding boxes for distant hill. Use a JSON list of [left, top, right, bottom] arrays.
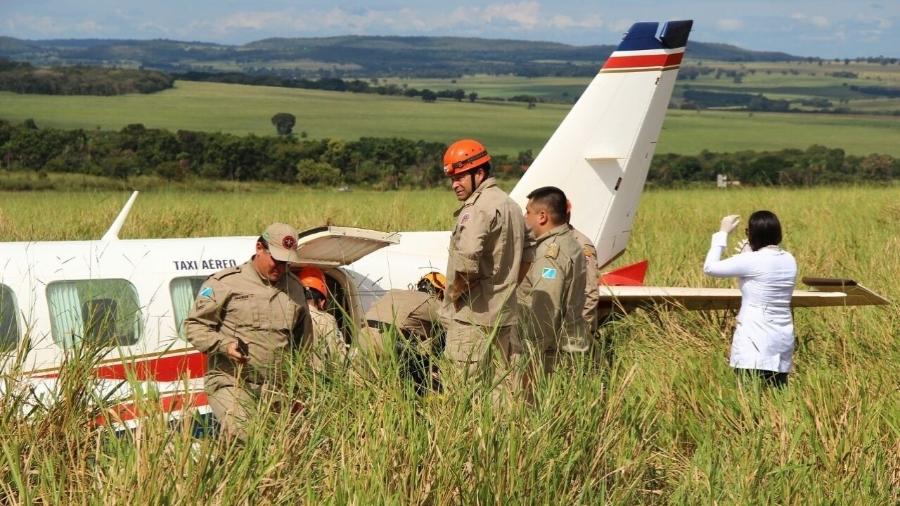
[[0, 35, 802, 78]]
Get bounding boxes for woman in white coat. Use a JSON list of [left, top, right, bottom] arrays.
[[704, 210, 797, 387]]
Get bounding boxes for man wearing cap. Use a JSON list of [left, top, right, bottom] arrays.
[[185, 223, 312, 441], [441, 139, 533, 396]]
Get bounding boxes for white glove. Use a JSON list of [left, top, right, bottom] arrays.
[[719, 215, 740, 234], [734, 239, 751, 254]]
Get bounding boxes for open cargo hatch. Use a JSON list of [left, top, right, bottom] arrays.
[[296, 226, 400, 267]]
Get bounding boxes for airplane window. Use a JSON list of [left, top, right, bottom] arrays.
[[170, 277, 207, 339], [46, 279, 142, 348], [0, 284, 19, 353]]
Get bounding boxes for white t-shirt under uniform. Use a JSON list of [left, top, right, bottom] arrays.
[[703, 231, 798, 373]]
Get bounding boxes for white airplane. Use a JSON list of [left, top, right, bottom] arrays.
[[0, 20, 888, 426]]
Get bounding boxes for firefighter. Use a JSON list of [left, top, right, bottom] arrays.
[[441, 139, 533, 396], [297, 266, 349, 371]]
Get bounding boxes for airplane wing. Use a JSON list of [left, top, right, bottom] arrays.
[[598, 277, 890, 313]]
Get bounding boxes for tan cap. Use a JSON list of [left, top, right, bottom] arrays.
[[261, 223, 301, 263]]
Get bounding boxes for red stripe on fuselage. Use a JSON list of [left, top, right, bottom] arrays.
[[34, 351, 207, 381], [602, 52, 684, 70], [97, 391, 209, 425], [95, 351, 207, 381]]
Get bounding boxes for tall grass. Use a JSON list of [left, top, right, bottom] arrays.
[[0, 185, 897, 503]]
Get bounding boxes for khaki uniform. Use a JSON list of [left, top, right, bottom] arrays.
[[367, 289, 443, 392], [518, 224, 588, 374], [308, 305, 348, 371], [366, 289, 441, 343], [571, 227, 600, 335], [185, 260, 312, 440], [443, 177, 532, 391]]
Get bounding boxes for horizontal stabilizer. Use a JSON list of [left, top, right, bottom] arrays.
[[598, 278, 890, 313], [797, 277, 890, 307]]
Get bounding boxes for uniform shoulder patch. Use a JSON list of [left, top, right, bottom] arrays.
[[541, 267, 558, 280], [545, 243, 560, 259], [199, 286, 214, 298], [582, 245, 596, 258]]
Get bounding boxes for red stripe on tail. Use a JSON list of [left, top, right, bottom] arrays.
[[602, 52, 684, 70]]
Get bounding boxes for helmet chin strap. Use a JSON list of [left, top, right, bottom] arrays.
[[469, 171, 476, 194]]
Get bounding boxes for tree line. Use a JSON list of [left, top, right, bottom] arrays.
[[0, 120, 894, 187], [0, 59, 174, 95], [178, 72, 548, 104], [650, 148, 896, 186]]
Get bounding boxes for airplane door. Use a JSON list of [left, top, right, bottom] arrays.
[[296, 226, 400, 267]]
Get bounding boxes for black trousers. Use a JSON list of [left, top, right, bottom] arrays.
[[735, 368, 789, 388]]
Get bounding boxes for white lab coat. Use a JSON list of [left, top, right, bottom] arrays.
[[703, 232, 797, 373]]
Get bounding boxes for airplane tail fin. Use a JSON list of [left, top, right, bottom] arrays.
[[510, 20, 692, 268]]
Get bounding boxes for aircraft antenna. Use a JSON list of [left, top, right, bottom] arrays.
[[101, 191, 139, 241]]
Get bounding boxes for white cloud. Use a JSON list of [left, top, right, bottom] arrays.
[[548, 14, 603, 29], [6, 15, 67, 36], [810, 16, 830, 28], [855, 14, 892, 30], [394, 9, 429, 31], [221, 2, 602, 35], [607, 18, 633, 34], [449, 2, 541, 30], [190, 7, 432, 37], [75, 20, 103, 33], [185, 4, 626, 40], [1, 14, 119, 38], [216, 11, 287, 32], [137, 21, 172, 36], [715, 18, 743, 31], [483, 2, 540, 29], [791, 13, 831, 28]]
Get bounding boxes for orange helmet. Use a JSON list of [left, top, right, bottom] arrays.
[[443, 139, 491, 176], [298, 266, 327, 298], [416, 271, 447, 296]]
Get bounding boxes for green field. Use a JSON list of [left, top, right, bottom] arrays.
[[0, 187, 896, 502], [384, 60, 900, 112], [383, 75, 592, 101], [2, 79, 899, 157]]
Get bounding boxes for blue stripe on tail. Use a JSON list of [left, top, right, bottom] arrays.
[[616, 20, 693, 51]]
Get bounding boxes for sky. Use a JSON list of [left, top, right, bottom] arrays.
[[1, 1, 897, 58]]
